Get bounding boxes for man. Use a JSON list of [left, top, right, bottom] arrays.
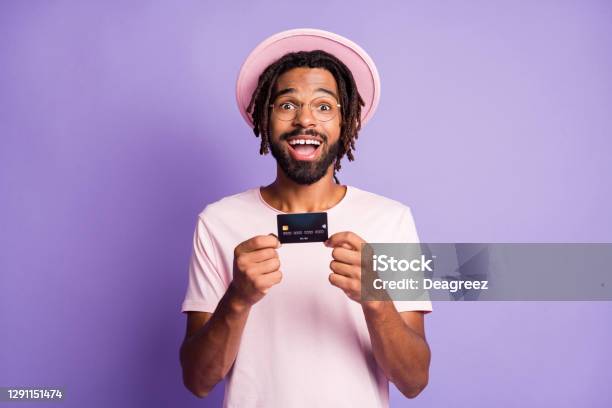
[[180, 29, 432, 407]]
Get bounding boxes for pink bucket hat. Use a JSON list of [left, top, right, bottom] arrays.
[[236, 28, 381, 128]]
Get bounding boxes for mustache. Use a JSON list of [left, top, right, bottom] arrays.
[[280, 128, 327, 143]]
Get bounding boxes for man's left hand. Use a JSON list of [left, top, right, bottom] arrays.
[[325, 231, 376, 306]]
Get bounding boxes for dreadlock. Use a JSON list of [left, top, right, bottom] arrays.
[[246, 50, 365, 182]]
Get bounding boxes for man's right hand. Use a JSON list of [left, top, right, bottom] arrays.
[[181, 233, 281, 398], [230, 234, 282, 307]]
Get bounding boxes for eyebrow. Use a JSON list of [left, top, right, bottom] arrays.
[[274, 87, 339, 101]]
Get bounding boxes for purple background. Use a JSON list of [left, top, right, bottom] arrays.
[[1, 1, 611, 407]]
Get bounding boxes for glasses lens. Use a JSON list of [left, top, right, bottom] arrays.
[[311, 97, 339, 122], [274, 101, 298, 121]]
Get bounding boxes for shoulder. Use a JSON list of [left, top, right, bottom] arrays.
[[197, 188, 259, 223], [347, 185, 412, 216], [344, 186, 419, 242]]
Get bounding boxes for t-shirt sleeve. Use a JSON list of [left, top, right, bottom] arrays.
[[181, 215, 228, 313], [392, 207, 433, 314]]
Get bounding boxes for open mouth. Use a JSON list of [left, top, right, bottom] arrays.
[[286, 138, 322, 161]]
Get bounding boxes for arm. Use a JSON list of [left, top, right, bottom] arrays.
[[180, 234, 282, 398], [326, 231, 431, 399], [362, 305, 430, 398], [179, 286, 251, 398]]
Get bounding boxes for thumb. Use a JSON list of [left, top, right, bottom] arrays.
[[269, 233, 281, 248]]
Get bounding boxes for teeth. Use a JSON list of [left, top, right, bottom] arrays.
[[288, 139, 321, 146]]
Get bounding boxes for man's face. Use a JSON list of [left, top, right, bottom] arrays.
[[268, 67, 342, 185]]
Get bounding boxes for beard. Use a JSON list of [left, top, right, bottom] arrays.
[[269, 128, 340, 185]]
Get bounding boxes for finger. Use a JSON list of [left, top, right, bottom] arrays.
[[325, 231, 365, 250], [246, 257, 281, 276], [329, 260, 359, 279], [237, 234, 280, 255], [255, 270, 283, 290], [328, 272, 357, 293], [242, 247, 278, 263], [331, 247, 361, 265]]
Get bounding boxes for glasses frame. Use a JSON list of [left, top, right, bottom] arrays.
[[269, 97, 342, 122]]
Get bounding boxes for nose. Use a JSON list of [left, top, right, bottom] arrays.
[[292, 104, 316, 127]]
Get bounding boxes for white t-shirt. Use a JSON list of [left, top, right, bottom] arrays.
[[181, 186, 433, 408]]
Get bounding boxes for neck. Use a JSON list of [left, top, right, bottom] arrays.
[[260, 164, 347, 213]]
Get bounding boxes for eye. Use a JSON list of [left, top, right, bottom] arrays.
[[279, 102, 297, 111], [316, 103, 332, 112]]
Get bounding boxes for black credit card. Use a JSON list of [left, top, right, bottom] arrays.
[[277, 212, 328, 244]]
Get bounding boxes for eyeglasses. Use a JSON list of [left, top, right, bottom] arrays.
[[269, 97, 341, 122]]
